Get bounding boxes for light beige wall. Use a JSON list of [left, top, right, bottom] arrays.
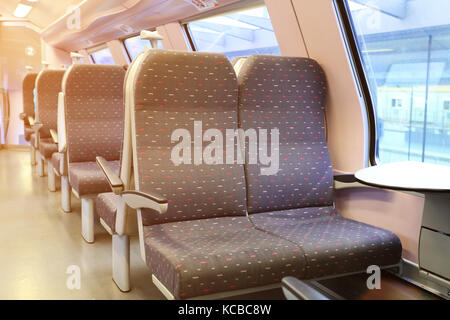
[[264, 0, 308, 57], [41, 41, 71, 69], [0, 25, 42, 145], [156, 23, 190, 51], [107, 40, 130, 66]]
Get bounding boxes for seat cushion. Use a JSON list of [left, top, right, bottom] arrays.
[[249, 207, 402, 279], [96, 192, 122, 232], [24, 127, 34, 142], [69, 160, 120, 197], [143, 216, 306, 299], [39, 139, 58, 159], [51, 153, 61, 175]]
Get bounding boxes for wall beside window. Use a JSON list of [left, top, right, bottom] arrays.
[[185, 5, 281, 61], [344, 0, 450, 166]]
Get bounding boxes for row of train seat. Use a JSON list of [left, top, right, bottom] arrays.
[[19, 32, 402, 299]]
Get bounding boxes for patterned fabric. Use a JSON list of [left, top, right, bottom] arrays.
[[249, 207, 402, 278], [51, 153, 61, 175], [39, 139, 58, 159], [69, 160, 120, 196], [133, 50, 247, 225], [238, 55, 333, 213], [96, 192, 121, 232], [36, 70, 65, 139], [143, 216, 306, 299], [22, 73, 38, 133], [64, 65, 125, 163]]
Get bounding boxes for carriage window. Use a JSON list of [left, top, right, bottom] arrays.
[[341, 0, 450, 166], [124, 35, 163, 61], [90, 47, 115, 64], [185, 5, 281, 61]]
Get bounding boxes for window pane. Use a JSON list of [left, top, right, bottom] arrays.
[[124, 35, 163, 60], [91, 47, 115, 65], [345, 0, 450, 166], [187, 6, 281, 61]]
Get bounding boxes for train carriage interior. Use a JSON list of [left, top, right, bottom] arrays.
[[0, 0, 449, 304]]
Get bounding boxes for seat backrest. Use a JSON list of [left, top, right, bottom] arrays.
[[63, 64, 125, 164], [35, 70, 65, 138], [22, 73, 38, 126], [238, 55, 334, 214], [131, 50, 247, 225]]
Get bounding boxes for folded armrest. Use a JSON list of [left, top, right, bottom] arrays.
[[19, 113, 27, 121], [122, 191, 168, 214], [96, 156, 124, 195], [50, 129, 58, 144], [282, 277, 330, 300], [334, 174, 357, 183], [28, 116, 35, 126]]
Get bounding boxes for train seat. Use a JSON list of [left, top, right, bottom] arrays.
[[20, 73, 38, 143], [61, 64, 125, 243], [33, 69, 65, 191], [96, 50, 310, 299], [237, 55, 402, 279]]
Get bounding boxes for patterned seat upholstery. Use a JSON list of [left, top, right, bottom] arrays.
[[64, 65, 125, 196], [131, 51, 306, 299], [69, 161, 120, 197], [143, 217, 305, 299], [96, 192, 121, 232], [39, 139, 58, 159], [51, 152, 61, 176], [36, 70, 65, 142], [22, 73, 38, 142], [237, 55, 402, 278]]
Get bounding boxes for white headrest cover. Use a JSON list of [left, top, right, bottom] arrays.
[[140, 30, 164, 41]]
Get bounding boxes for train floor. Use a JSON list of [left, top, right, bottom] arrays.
[[0, 148, 440, 300]]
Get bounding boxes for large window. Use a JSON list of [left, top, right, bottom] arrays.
[[90, 47, 115, 65], [185, 5, 281, 61], [339, 0, 450, 166], [124, 35, 163, 61]]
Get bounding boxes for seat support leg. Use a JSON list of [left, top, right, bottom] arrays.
[[61, 176, 72, 213], [37, 151, 44, 177], [112, 234, 131, 292], [30, 146, 36, 166], [81, 197, 95, 243], [48, 161, 56, 192]]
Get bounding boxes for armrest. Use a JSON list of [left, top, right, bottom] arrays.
[[28, 116, 35, 126], [31, 121, 43, 132], [19, 113, 27, 121], [122, 191, 168, 214], [282, 277, 330, 300], [96, 156, 124, 195], [50, 129, 58, 144], [334, 174, 357, 183]]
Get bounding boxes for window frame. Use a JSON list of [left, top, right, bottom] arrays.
[[334, 0, 379, 166], [86, 44, 115, 65], [181, 0, 277, 56]]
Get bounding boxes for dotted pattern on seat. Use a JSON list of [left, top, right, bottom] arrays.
[[39, 139, 58, 160], [64, 65, 125, 164], [22, 73, 38, 138], [36, 70, 65, 139], [249, 207, 402, 278], [51, 153, 61, 175], [238, 55, 334, 213], [69, 160, 120, 196], [96, 192, 121, 232], [143, 216, 306, 299], [133, 50, 247, 225]]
